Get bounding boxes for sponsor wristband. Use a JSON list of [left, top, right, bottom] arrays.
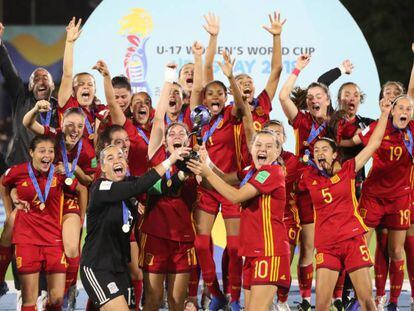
[[162, 159, 172, 170], [164, 67, 177, 83], [292, 68, 301, 76]]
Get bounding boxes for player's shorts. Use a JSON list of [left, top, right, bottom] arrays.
[[296, 190, 314, 225], [196, 188, 240, 219], [63, 196, 81, 216], [14, 244, 67, 274], [80, 266, 135, 309], [315, 235, 373, 273], [358, 193, 411, 230], [411, 195, 414, 223], [129, 229, 136, 243], [284, 221, 301, 246], [139, 233, 196, 274], [242, 255, 291, 290]]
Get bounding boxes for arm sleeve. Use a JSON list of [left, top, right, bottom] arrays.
[[317, 67, 342, 87], [248, 166, 285, 194], [0, 41, 24, 104], [358, 122, 376, 146], [92, 169, 161, 204]]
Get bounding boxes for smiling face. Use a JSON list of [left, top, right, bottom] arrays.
[[167, 84, 184, 116], [73, 73, 96, 107], [165, 123, 189, 154], [30, 140, 55, 173], [178, 63, 194, 93], [391, 97, 413, 129], [110, 129, 131, 158], [251, 132, 280, 169], [30, 68, 54, 101], [101, 146, 128, 182], [131, 92, 151, 125], [114, 87, 132, 112], [313, 139, 337, 171], [62, 112, 85, 146], [203, 82, 227, 116], [339, 83, 362, 118], [306, 85, 330, 120], [235, 74, 256, 104]]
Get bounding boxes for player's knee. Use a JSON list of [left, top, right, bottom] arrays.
[[64, 244, 79, 258], [358, 296, 376, 311], [316, 298, 331, 311], [145, 289, 163, 310], [48, 288, 64, 306], [388, 245, 404, 260]]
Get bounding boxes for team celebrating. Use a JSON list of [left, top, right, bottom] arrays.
[[0, 10, 413, 311]]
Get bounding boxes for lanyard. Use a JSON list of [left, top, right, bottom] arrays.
[[60, 138, 83, 180], [84, 117, 94, 139], [39, 111, 51, 126], [27, 162, 55, 209], [165, 113, 183, 126], [203, 114, 223, 143], [303, 149, 329, 178], [121, 201, 131, 233], [393, 125, 414, 160], [240, 167, 256, 187], [306, 122, 326, 146], [136, 127, 149, 145]]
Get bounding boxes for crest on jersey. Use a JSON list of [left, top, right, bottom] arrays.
[[107, 282, 119, 294]]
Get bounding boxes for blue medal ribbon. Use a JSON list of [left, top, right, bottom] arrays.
[[165, 113, 184, 126], [306, 122, 326, 146], [240, 167, 256, 187], [60, 138, 83, 179], [122, 201, 131, 232], [39, 111, 51, 126], [403, 128, 414, 160], [27, 162, 55, 206], [203, 114, 223, 143], [304, 149, 329, 178], [84, 117, 94, 137], [136, 127, 149, 145]]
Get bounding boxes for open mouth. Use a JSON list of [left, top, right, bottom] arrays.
[[138, 108, 147, 116], [40, 158, 51, 170], [257, 154, 267, 164], [173, 142, 182, 149], [69, 132, 78, 141], [211, 102, 220, 113], [81, 90, 91, 101], [186, 78, 193, 85], [243, 88, 252, 95], [400, 116, 407, 123], [113, 164, 124, 177], [169, 101, 177, 107], [348, 103, 355, 110], [312, 103, 321, 112]]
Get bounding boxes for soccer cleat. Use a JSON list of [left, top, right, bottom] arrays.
[[345, 298, 360, 311], [66, 284, 78, 311], [209, 295, 227, 311], [276, 301, 291, 311], [201, 293, 212, 310], [269, 302, 278, 311], [0, 281, 9, 298], [375, 296, 387, 311], [332, 298, 344, 311], [386, 303, 399, 311], [37, 290, 48, 311], [297, 299, 312, 311], [16, 290, 22, 310], [229, 300, 242, 311]]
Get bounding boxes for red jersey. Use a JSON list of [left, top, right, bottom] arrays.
[[299, 159, 368, 249], [359, 119, 414, 198], [43, 126, 98, 176], [164, 105, 192, 129], [3, 163, 77, 246], [292, 110, 327, 157], [140, 147, 196, 242], [237, 164, 289, 257], [281, 151, 301, 224], [123, 119, 151, 177]]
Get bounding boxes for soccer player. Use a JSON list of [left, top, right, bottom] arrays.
[[187, 130, 290, 311], [2, 135, 79, 310]]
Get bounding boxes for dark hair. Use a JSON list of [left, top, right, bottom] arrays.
[[290, 86, 308, 110], [165, 122, 190, 139], [73, 72, 95, 86], [379, 81, 405, 100], [95, 124, 126, 155], [63, 107, 86, 120], [111, 75, 131, 92], [337, 82, 365, 107], [203, 80, 228, 97], [315, 137, 338, 153], [29, 135, 56, 152]]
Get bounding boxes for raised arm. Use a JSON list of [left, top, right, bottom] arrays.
[[148, 65, 176, 159], [408, 43, 414, 99], [189, 41, 204, 111], [278, 54, 311, 122], [262, 11, 285, 101], [22, 100, 50, 135], [58, 18, 82, 108], [202, 12, 220, 85], [317, 59, 354, 87], [93, 60, 126, 126], [354, 103, 391, 171]]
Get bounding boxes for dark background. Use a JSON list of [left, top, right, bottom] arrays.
[[2, 0, 413, 85]]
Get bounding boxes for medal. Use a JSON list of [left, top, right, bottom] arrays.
[[167, 179, 172, 187], [303, 141, 309, 147], [27, 163, 55, 211], [166, 167, 172, 187], [88, 133, 95, 140], [303, 154, 309, 163], [65, 177, 73, 186], [39, 203, 45, 210], [203, 115, 223, 143], [61, 138, 82, 184], [84, 117, 95, 140], [122, 201, 131, 233], [122, 224, 130, 233]]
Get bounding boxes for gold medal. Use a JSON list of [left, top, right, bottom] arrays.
[[303, 141, 309, 147], [255, 106, 264, 117], [88, 133, 95, 140], [216, 119, 224, 129], [167, 179, 172, 187], [65, 177, 73, 186], [39, 203, 45, 210], [303, 154, 309, 163]]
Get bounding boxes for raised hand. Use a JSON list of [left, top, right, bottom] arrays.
[[341, 59, 354, 74], [217, 50, 235, 79], [380, 98, 392, 114], [262, 11, 286, 36], [295, 53, 311, 70], [192, 41, 204, 56], [92, 60, 110, 77], [35, 100, 51, 112], [66, 17, 82, 43], [0, 23, 4, 38], [203, 12, 220, 36], [169, 146, 191, 165], [164, 63, 178, 83]]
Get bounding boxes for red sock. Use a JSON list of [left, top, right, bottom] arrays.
[[131, 280, 142, 310], [188, 264, 201, 297], [277, 286, 289, 303], [226, 236, 242, 303], [45, 303, 62, 310], [374, 232, 389, 297], [333, 270, 345, 299], [65, 256, 80, 294], [389, 259, 404, 304], [405, 235, 414, 298], [21, 306, 37, 311], [0, 245, 12, 282], [298, 264, 313, 299], [221, 247, 229, 295], [194, 234, 222, 298]]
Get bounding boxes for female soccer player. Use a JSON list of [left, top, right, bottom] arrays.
[[187, 130, 290, 311], [298, 101, 391, 311], [80, 143, 185, 310], [2, 135, 78, 310]]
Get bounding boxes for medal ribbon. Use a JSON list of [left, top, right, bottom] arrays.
[[306, 122, 326, 145], [303, 149, 329, 178], [136, 127, 149, 145], [84, 117, 94, 137], [240, 167, 256, 187], [122, 201, 130, 230], [403, 128, 414, 160], [60, 138, 83, 179], [27, 162, 55, 206], [203, 114, 223, 143], [39, 111, 51, 126]]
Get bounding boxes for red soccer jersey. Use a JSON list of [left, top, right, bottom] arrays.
[[140, 147, 196, 242], [292, 110, 327, 157], [281, 150, 301, 224], [237, 164, 289, 257], [164, 105, 192, 129], [3, 163, 77, 246], [123, 119, 151, 177], [299, 159, 368, 249], [43, 126, 98, 176], [359, 119, 414, 198]]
